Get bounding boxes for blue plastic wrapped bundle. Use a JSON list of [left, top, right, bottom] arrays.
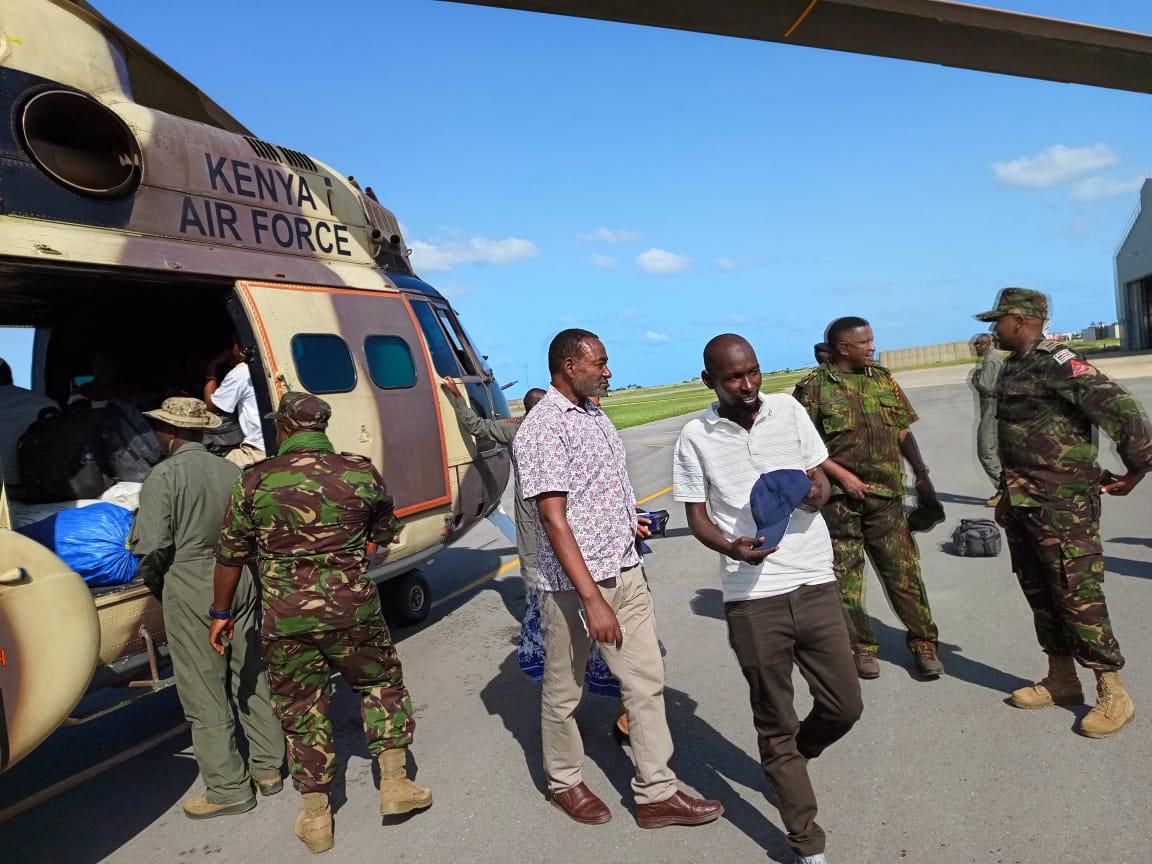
[[18, 502, 139, 586]]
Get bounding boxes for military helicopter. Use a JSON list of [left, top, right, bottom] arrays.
[[0, 0, 513, 773]]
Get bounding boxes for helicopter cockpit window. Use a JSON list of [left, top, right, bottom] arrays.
[[433, 307, 478, 376], [364, 336, 416, 389], [291, 333, 357, 394], [410, 300, 462, 378]]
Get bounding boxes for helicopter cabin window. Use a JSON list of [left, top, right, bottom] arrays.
[[410, 300, 462, 378], [364, 336, 416, 389], [291, 333, 357, 394]]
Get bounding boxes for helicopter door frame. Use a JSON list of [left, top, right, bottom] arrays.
[[232, 280, 451, 518]]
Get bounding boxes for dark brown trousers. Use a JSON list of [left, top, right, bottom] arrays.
[[725, 581, 863, 857]]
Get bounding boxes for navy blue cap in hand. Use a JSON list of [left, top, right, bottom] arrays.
[[750, 469, 813, 551]]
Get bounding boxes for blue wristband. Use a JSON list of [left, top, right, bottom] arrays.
[[208, 603, 232, 620]]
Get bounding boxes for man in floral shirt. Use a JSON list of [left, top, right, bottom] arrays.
[[513, 328, 723, 830]]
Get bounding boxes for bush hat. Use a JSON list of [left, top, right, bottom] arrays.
[[144, 397, 222, 429]]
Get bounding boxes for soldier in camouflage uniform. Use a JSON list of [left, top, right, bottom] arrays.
[[208, 392, 431, 853], [794, 317, 943, 680], [977, 288, 1152, 738]]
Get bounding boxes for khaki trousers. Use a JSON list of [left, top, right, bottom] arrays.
[[540, 565, 675, 805], [225, 443, 266, 468]]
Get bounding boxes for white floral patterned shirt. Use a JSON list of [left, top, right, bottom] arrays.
[[513, 385, 640, 592]]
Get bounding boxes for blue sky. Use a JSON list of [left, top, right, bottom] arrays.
[[5, 1, 1152, 388]]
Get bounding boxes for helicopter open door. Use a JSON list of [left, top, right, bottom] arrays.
[[232, 281, 452, 519]]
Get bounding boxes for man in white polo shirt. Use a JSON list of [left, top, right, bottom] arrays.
[[673, 334, 862, 864]]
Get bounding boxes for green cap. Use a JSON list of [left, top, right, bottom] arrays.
[[974, 287, 1049, 322], [264, 392, 331, 430]]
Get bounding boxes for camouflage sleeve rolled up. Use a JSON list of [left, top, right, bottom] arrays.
[[1048, 356, 1152, 475], [215, 474, 258, 566]]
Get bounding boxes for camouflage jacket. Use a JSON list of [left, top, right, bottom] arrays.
[[997, 339, 1152, 508], [793, 363, 917, 498], [215, 440, 401, 637]]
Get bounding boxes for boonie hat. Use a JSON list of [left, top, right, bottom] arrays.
[[749, 469, 813, 551], [144, 397, 222, 429], [265, 391, 331, 431], [974, 287, 1049, 322]]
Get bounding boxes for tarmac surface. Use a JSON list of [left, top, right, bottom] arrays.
[[2, 356, 1151, 864]]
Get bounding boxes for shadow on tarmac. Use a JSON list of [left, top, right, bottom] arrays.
[[480, 652, 794, 863], [1108, 536, 1152, 548], [1105, 555, 1152, 580], [870, 618, 1032, 695], [3, 733, 198, 863], [934, 491, 994, 506], [690, 587, 725, 620]]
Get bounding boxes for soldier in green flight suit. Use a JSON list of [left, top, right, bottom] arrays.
[[132, 397, 285, 820], [794, 317, 943, 681], [977, 287, 1152, 738], [208, 392, 431, 854]]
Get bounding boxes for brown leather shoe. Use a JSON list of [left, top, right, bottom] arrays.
[[551, 782, 611, 825], [636, 790, 724, 829]]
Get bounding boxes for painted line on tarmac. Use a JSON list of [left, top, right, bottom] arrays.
[[636, 485, 673, 506], [431, 558, 520, 609], [635, 443, 673, 448], [0, 720, 192, 825]]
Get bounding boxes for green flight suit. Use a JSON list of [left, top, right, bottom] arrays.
[[972, 350, 1005, 486], [133, 441, 284, 804]]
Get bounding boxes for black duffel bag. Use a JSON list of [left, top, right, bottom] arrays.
[[951, 518, 1002, 557]]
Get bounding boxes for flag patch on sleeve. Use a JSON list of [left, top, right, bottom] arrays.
[[1069, 359, 1090, 377], [1052, 348, 1076, 364]]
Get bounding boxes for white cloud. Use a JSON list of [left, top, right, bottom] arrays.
[[408, 235, 538, 272], [644, 330, 671, 345], [588, 253, 617, 268], [582, 227, 641, 244], [713, 257, 738, 272], [993, 143, 1119, 188], [636, 248, 692, 275], [1069, 173, 1150, 202]]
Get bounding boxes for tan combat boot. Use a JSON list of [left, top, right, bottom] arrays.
[[378, 748, 433, 816], [1010, 655, 1083, 709], [1079, 671, 1135, 738], [294, 792, 334, 854]]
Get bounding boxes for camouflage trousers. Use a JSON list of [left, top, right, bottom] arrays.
[[1003, 499, 1123, 672], [823, 494, 938, 653], [262, 621, 416, 793]]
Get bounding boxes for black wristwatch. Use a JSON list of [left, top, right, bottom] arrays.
[[208, 604, 232, 620]]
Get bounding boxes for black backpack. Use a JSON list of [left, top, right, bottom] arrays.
[[94, 399, 163, 482], [17, 404, 113, 502], [951, 519, 1002, 557]]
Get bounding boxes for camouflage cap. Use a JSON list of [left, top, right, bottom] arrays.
[[974, 287, 1049, 321], [144, 396, 222, 429], [265, 391, 331, 430]]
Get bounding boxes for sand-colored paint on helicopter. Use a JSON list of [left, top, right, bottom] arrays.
[[0, 0, 512, 772]]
